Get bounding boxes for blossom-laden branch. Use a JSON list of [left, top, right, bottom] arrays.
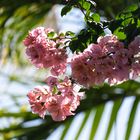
[[23, 26, 140, 121]]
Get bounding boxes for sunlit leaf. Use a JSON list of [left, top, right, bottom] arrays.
[[89, 104, 105, 140], [104, 99, 122, 140], [75, 110, 91, 139], [124, 98, 140, 140], [60, 119, 73, 140]]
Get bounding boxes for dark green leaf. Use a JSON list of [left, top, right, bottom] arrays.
[[109, 19, 123, 32], [61, 5, 72, 17]]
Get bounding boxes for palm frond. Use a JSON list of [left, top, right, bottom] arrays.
[[0, 80, 140, 140]]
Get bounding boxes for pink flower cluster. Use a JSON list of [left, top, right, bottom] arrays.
[[27, 76, 84, 121], [23, 27, 67, 76], [23, 26, 140, 121], [129, 36, 140, 79], [70, 35, 140, 87]]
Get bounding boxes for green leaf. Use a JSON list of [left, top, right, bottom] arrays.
[[124, 98, 139, 140], [65, 31, 75, 37], [47, 31, 56, 38], [85, 10, 90, 19], [61, 5, 72, 17], [75, 110, 91, 139], [116, 80, 140, 91], [114, 28, 126, 40], [82, 1, 91, 10], [60, 119, 73, 140], [91, 13, 100, 23], [104, 99, 122, 140], [138, 134, 140, 140], [89, 104, 105, 140], [125, 4, 138, 12], [59, 32, 65, 37]]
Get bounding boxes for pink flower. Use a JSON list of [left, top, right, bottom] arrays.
[[23, 27, 68, 70], [127, 36, 140, 79], [45, 95, 74, 121], [57, 76, 73, 93], [46, 87, 83, 121], [84, 43, 104, 59], [52, 48, 68, 65], [97, 35, 124, 53], [27, 77, 83, 121], [51, 63, 67, 76], [42, 48, 67, 69], [64, 88, 84, 112], [131, 62, 140, 79], [70, 54, 95, 87], [108, 66, 129, 85], [45, 76, 58, 88], [70, 34, 133, 87], [23, 27, 57, 68], [128, 36, 140, 55], [27, 86, 50, 118], [96, 35, 130, 84], [113, 48, 129, 66], [25, 44, 47, 68], [23, 27, 47, 46], [46, 77, 84, 121]]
